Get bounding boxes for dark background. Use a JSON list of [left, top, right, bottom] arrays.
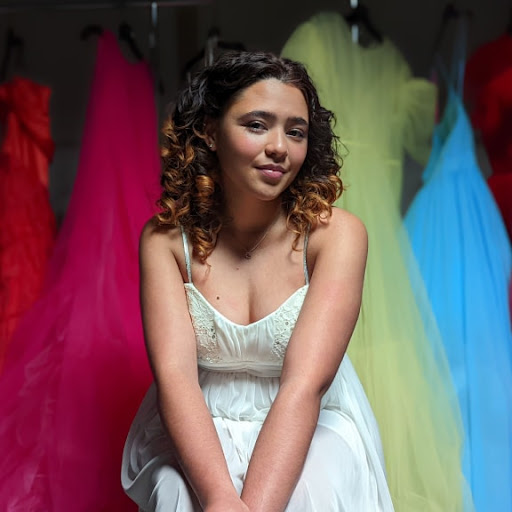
[[1, 0, 510, 219]]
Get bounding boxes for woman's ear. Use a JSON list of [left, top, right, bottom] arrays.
[[203, 117, 217, 151]]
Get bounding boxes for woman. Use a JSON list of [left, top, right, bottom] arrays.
[[121, 51, 394, 512]]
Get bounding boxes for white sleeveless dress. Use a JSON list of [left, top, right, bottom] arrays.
[[121, 231, 395, 511]]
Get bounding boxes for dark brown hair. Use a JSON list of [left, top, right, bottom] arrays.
[[157, 51, 343, 263]]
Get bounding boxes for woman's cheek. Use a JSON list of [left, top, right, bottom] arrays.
[[291, 144, 308, 169], [236, 136, 265, 158]]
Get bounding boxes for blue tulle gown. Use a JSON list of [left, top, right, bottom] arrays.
[[404, 88, 512, 511]]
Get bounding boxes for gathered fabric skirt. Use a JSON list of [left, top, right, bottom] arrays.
[[122, 360, 394, 512]]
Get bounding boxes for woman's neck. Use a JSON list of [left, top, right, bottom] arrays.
[[222, 196, 284, 235]]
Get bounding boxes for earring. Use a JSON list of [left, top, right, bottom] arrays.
[[208, 143, 213, 148]]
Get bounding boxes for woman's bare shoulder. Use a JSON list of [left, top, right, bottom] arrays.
[[304, 207, 367, 278], [312, 207, 367, 251], [139, 217, 183, 261]]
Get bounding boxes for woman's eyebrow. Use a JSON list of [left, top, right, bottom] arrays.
[[289, 116, 309, 127], [240, 111, 309, 126]]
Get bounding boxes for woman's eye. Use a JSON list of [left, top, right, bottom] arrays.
[[246, 121, 265, 131], [288, 129, 306, 139]]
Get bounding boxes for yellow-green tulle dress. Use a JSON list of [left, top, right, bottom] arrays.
[[282, 12, 473, 512]]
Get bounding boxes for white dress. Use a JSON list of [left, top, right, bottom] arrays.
[[121, 231, 395, 511]]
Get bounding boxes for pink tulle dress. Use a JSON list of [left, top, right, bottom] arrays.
[[0, 31, 160, 511]]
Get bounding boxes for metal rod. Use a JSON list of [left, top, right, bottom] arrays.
[[0, 0, 211, 13], [350, 0, 359, 44]]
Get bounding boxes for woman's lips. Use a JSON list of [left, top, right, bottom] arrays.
[[256, 165, 285, 180]]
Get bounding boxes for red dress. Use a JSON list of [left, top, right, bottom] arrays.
[[0, 78, 56, 372], [466, 33, 512, 321], [465, 33, 512, 240]]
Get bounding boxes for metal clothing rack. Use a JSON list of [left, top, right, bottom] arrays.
[[350, 0, 359, 43], [0, 1, 211, 12], [0, 0, 212, 98]]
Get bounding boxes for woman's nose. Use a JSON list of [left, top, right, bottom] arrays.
[[265, 130, 288, 160]]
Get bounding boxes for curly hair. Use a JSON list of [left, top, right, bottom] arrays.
[[157, 51, 343, 263]]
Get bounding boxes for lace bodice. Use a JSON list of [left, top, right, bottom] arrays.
[[180, 226, 310, 379], [178, 227, 319, 420], [184, 283, 309, 377]]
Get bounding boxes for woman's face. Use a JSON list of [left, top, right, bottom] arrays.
[[209, 78, 309, 203]]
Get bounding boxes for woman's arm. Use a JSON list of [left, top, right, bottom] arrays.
[[140, 221, 248, 512], [240, 209, 368, 512]]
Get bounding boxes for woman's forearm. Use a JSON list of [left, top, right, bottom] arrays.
[[157, 371, 241, 509], [241, 381, 322, 512]]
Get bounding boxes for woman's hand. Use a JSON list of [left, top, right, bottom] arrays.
[[205, 496, 250, 512]]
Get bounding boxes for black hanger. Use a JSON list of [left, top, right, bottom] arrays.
[[0, 28, 25, 82], [118, 22, 165, 94], [80, 23, 165, 95], [344, 3, 383, 45], [182, 27, 246, 80], [118, 22, 144, 62], [80, 23, 143, 62], [431, 3, 473, 59]]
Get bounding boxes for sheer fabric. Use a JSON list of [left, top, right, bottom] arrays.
[[510, 278, 512, 325], [282, 12, 471, 511], [0, 77, 56, 372], [0, 32, 159, 511], [405, 90, 512, 511]]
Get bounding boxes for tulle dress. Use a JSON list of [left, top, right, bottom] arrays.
[[0, 77, 56, 372], [281, 11, 471, 511], [404, 87, 512, 511], [0, 32, 160, 511], [122, 230, 395, 512]]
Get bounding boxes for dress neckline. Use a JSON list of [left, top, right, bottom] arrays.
[[184, 283, 309, 328]]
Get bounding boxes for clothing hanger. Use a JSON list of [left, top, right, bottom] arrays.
[[118, 22, 144, 62], [81, 22, 165, 96], [0, 28, 25, 83], [182, 27, 246, 81], [80, 23, 143, 62], [344, 2, 383, 46], [430, 5, 471, 124], [431, 3, 473, 61], [118, 21, 167, 95]]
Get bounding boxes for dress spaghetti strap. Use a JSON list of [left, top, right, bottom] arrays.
[[303, 230, 310, 285], [181, 227, 193, 284]]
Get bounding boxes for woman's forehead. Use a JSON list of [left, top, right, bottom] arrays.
[[227, 79, 308, 118]]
